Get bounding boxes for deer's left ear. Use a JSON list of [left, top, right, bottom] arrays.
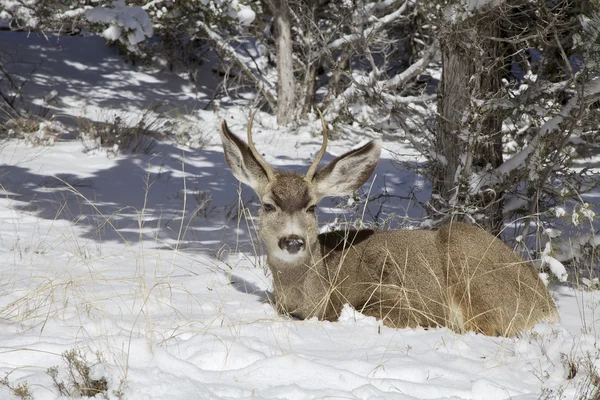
[[220, 121, 271, 195], [312, 139, 381, 199]]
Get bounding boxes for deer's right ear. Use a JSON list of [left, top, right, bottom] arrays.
[[312, 139, 382, 199], [220, 121, 270, 194]]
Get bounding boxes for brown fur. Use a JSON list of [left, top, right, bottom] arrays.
[[276, 224, 557, 337], [220, 121, 557, 337]]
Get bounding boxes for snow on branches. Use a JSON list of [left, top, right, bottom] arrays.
[[84, 0, 153, 52], [0, 0, 40, 29]]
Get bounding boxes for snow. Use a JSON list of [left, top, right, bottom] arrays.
[[0, 31, 599, 400], [0, 0, 39, 28], [464, 0, 501, 11], [85, 0, 153, 49], [581, 204, 596, 221], [444, 0, 504, 23], [542, 242, 569, 283], [236, 6, 256, 25]]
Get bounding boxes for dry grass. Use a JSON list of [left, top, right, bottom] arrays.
[[47, 349, 109, 398], [77, 109, 162, 156], [0, 109, 65, 147], [77, 107, 210, 156], [0, 373, 33, 400], [0, 164, 222, 397]]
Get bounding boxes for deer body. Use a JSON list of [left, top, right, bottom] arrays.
[[220, 115, 556, 336], [268, 228, 447, 325]]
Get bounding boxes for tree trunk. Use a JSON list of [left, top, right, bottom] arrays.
[[475, 20, 505, 234], [433, 39, 472, 213], [274, 0, 296, 125], [297, 1, 318, 118], [432, 7, 506, 234], [300, 61, 317, 118]]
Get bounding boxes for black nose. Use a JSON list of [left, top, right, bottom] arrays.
[[278, 235, 305, 254]]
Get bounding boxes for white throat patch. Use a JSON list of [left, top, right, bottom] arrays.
[[270, 249, 306, 264]]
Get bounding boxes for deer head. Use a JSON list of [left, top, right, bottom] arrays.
[[220, 113, 382, 265]]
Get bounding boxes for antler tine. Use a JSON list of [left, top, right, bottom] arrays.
[[305, 109, 328, 181], [247, 110, 275, 182]]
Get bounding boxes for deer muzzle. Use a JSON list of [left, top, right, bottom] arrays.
[[278, 235, 305, 254]]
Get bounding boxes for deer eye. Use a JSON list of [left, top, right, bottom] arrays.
[[263, 203, 275, 212], [306, 205, 316, 213]]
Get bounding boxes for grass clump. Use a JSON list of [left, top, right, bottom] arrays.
[[78, 108, 164, 156], [0, 111, 65, 147], [0, 374, 33, 400], [77, 106, 210, 156], [575, 357, 600, 400], [47, 348, 110, 399]]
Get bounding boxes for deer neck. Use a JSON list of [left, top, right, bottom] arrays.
[[265, 244, 330, 320], [266, 245, 324, 287]]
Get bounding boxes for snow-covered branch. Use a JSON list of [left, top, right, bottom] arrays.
[[0, 0, 39, 29], [196, 20, 277, 109], [84, 0, 153, 52], [383, 41, 438, 90], [496, 79, 600, 179], [327, 0, 409, 51], [325, 40, 438, 115], [381, 93, 436, 104], [467, 78, 600, 202]]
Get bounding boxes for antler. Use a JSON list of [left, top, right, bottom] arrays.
[[305, 109, 328, 181], [247, 111, 275, 182]]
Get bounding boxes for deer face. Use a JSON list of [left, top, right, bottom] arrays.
[[220, 112, 382, 265], [257, 172, 321, 263]]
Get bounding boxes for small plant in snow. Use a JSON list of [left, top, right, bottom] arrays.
[[539, 199, 600, 288], [167, 117, 209, 149], [570, 353, 600, 400], [193, 189, 214, 218], [1, 113, 66, 146], [0, 374, 33, 400], [78, 108, 165, 156], [47, 348, 111, 398]]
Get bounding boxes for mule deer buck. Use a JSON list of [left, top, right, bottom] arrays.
[[220, 113, 556, 337]]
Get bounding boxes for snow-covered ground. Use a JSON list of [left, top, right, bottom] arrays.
[[0, 32, 599, 400]]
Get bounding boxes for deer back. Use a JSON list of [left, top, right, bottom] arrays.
[[310, 223, 556, 336]]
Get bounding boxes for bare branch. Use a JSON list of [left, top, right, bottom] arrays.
[[196, 20, 277, 109]]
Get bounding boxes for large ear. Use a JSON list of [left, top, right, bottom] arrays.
[[312, 139, 382, 199], [220, 121, 270, 194]]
